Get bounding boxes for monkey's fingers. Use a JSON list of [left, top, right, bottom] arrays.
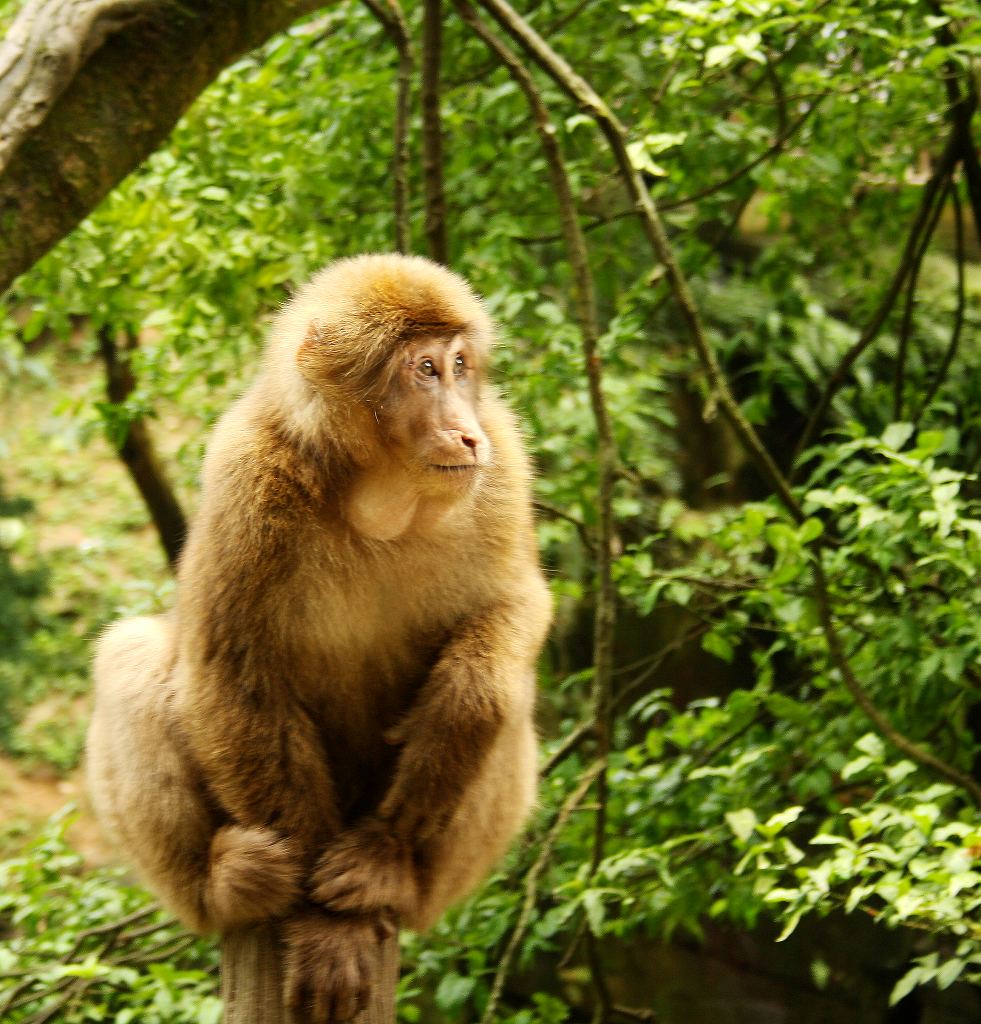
[[313, 834, 419, 917]]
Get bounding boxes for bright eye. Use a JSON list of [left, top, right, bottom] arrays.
[[418, 358, 437, 378], [453, 354, 466, 376]]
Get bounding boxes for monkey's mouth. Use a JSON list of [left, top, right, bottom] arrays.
[[430, 464, 479, 473]]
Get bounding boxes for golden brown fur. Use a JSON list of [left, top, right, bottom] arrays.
[[87, 254, 551, 1022]]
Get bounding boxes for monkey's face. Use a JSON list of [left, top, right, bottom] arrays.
[[378, 334, 491, 490]]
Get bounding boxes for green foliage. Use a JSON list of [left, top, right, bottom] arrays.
[[0, 484, 47, 747], [3, 0, 981, 1020], [0, 812, 218, 1022]]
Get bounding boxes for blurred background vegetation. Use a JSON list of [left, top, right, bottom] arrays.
[[2, 0, 981, 1021]]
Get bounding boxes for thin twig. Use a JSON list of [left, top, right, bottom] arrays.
[[613, 1005, 657, 1023], [542, 624, 709, 777], [510, 95, 821, 246], [421, 0, 448, 262], [360, 0, 414, 253], [541, 717, 598, 776], [533, 498, 596, 554], [659, 99, 824, 213], [892, 174, 952, 421], [478, 761, 606, 1024], [913, 179, 967, 423], [812, 557, 981, 807]]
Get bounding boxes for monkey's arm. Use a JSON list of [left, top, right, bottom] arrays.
[[183, 662, 342, 852], [313, 571, 550, 917], [177, 455, 343, 856]]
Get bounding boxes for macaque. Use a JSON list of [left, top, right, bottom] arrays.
[[86, 254, 551, 1022]]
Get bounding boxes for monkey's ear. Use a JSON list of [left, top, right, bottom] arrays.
[[297, 320, 329, 377]]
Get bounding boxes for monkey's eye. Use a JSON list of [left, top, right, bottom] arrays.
[[418, 358, 437, 378], [453, 354, 466, 376]]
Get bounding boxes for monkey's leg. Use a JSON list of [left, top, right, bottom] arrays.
[[87, 616, 301, 934]]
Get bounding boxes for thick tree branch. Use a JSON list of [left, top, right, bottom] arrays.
[[0, 0, 334, 295]]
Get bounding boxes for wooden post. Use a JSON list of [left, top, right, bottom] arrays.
[[221, 923, 399, 1024]]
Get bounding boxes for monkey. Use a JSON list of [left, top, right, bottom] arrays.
[[86, 253, 552, 1023]]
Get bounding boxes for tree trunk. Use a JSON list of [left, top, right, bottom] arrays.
[[221, 924, 399, 1024], [97, 326, 187, 567], [0, 0, 336, 296]]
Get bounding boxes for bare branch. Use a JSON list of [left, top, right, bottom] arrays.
[[892, 175, 952, 420], [533, 498, 596, 554], [659, 98, 824, 213], [792, 125, 963, 469], [930, 0, 981, 245], [97, 327, 187, 567], [454, 6, 618, 930], [478, 760, 606, 1024], [913, 178, 967, 423], [360, 0, 414, 253], [421, 0, 448, 262]]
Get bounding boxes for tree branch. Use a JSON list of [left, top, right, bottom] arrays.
[[360, 0, 413, 253], [453, 5, 617, 924], [812, 557, 981, 807], [477, 760, 606, 1024], [892, 174, 952, 421], [913, 178, 966, 423], [791, 127, 963, 469], [96, 326, 187, 567], [930, 0, 981, 245], [421, 0, 448, 262], [0, 0, 334, 295], [473, 0, 804, 523]]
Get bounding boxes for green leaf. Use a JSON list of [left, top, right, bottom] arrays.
[[890, 967, 922, 1006], [702, 630, 734, 663], [881, 422, 914, 451], [582, 889, 606, 934], [726, 809, 758, 842], [935, 958, 965, 989], [435, 973, 475, 1012]]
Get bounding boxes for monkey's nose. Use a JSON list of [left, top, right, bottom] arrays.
[[460, 434, 478, 450]]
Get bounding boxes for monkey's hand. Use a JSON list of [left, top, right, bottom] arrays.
[[284, 908, 393, 1023], [311, 819, 421, 920], [204, 826, 301, 932]]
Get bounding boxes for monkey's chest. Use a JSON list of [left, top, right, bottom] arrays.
[[298, 548, 471, 808]]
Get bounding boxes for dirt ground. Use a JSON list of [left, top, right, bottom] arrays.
[[0, 753, 113, 866]]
